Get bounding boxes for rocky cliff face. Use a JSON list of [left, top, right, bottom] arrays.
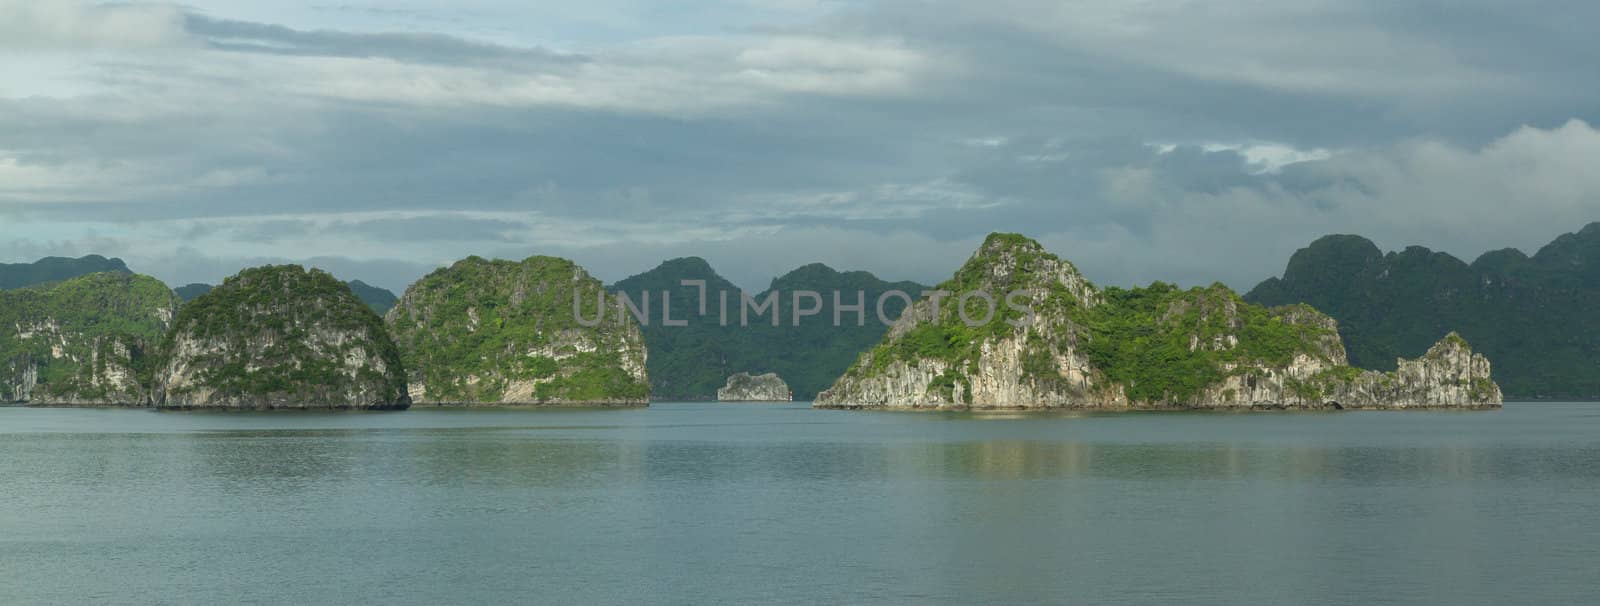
[[815, 233, 1502, 411], [717, 372, 792, 401], [1, 273, 179, 405], [153, 265, 410, 410], [386, 256, 649, 406]]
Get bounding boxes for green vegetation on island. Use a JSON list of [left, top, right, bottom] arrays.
[[176, 279, 397, 315], [819, 233, 1498, 410], [1246, 223, 1600, 399], [1, 272, 180, 404], [386, 256, 649, 405], [154, 265, 410, 409]]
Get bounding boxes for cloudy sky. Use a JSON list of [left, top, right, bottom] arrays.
[[2, 0, 1598, 293]]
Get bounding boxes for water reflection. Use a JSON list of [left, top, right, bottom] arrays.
[[5, 405, 1600, 605]]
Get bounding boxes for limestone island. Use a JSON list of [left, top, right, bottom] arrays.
[[386, 256, 649, 407], [2, 273, 180, 406], [153, 265, 411, 410], [815, 233, 1502, 411], [717, 372, 793, 402]]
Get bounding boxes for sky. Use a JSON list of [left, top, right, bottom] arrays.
[[2, 0, 1598, 294]]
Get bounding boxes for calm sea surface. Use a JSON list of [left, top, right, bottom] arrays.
[[2, 402, 1598, 605]]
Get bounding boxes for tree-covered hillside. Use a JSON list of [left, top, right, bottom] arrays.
[[387, 256, 648, 405], [155, 265, 410, 409], [1246, 223, 1600, 399], [818, 233, 1498, 410], [1, 272, 180, 404], [175, 279, 397, 315], [610, 258, 925, 400]]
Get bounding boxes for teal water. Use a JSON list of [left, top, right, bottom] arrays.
[[2, 403, 1598, 604]]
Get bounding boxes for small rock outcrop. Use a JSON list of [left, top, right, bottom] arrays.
[[153, 265, 411, 410], [1, 272, 179, 405], [386, 256, 649, 406], [717, 372, 793, 402], [815, 233, 1502, 411]]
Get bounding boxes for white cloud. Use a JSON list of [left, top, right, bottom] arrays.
[[0, 0, 189, 50], [1199, 142, 1336, 173], [2, 0, 1598, 297], [1057, 120, 1600, 289]]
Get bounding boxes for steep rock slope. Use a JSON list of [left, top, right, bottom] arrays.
[[1, 273, 179, 405], [387, 256, 649, 406], [817, 234, 1500, 410], [153, 265, 410, 410]]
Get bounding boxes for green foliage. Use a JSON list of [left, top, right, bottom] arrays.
[[176, 280, 396, 315], [1471, 377, 1497, 400], [1075, 284, 1337, 402], [160, 265, 408, 404], [387, 256, 648, 403], [1246, 224, 1600, 398], [0, 272, 177, 402], [838, 233, 1344, 404]]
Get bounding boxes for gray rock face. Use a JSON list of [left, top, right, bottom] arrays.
[[1, 273, 179, 406], [152, 265, 411, 410], [716, 372, 792, 402], [385, 256, 650, 407], [815, 233, 1503, 411], [1334, 334, 1501, 409]]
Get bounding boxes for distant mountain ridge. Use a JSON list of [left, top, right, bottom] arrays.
[[345, 280, 399, 315], [0, 255, 131, 290], [610, 258, 927, 400], [2, 255, 401, 315], [1246, 223, 1600, 398]]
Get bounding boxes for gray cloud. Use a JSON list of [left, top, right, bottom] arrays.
[[3, 0, 1599, 295], [184, 14, 587, 68]]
